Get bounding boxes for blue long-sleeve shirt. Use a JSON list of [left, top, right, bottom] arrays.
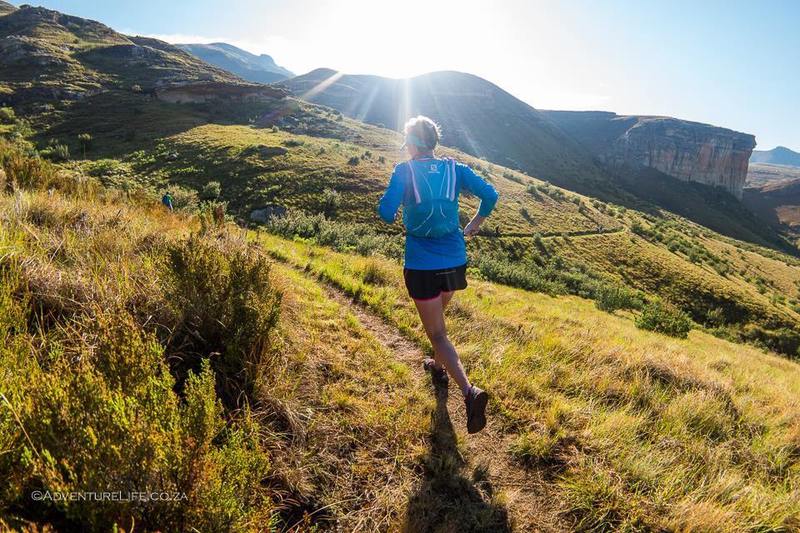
[[377, 158, 499, 270]]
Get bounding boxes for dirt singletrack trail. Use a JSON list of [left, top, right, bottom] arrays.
[[276, 258, 568, 532]]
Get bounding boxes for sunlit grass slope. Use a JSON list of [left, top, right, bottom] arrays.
[[0, 149, 432, 530], [258, 232, 800, 531]]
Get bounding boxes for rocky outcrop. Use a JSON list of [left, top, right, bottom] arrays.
[[544, 111, 756, 198], [249, 204, 286, 223], [609, 118, 755, 198], [0, 1, 17, 16], [154, 82, 287, 104]]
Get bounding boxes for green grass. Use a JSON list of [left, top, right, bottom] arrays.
[[256, 232, 800, 531], [0, 144, 433, 531], [3, 136, 800, 531]]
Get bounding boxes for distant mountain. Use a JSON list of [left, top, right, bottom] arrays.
[[750, 146, 800, 168], [177, 42, 293, 84]]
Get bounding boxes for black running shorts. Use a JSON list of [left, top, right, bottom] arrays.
[[403, 264, 468, 301]]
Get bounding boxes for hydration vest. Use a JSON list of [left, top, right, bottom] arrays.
[[403, 158, 460, 238]]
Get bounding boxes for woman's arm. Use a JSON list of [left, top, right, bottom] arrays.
[[459, 163, 499, 236], [377, 165, 405, 223]]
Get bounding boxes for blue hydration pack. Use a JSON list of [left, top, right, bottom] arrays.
[[403, 158, 460, 238]]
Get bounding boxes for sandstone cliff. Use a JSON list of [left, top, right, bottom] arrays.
[[544, 111, 756, 198]]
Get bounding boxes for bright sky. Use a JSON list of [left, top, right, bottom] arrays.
[[17, 0, 800, 151]]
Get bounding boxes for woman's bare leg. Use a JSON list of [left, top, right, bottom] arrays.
[[441, 290, 454, 310], [413, 294, 471, 396], [430, 291, 456, 370]]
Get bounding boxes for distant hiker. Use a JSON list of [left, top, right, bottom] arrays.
[[161, 191, 174, 211], [377, 115, 499, 434]]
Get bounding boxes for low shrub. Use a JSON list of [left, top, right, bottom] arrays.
[[635, 300, 692, 338], [474, 257, 566, 295], [0, 286, 273, 530], [595, 285, 643, 313], [40, 142, 70, 162], [321, 187, 341, 218], [167, 186, 199, 211], [741, 324, 800, 357], [166, 235, 282, 402], [265, 209, 404, 260], [200, 180, 222, 201], [0, 106, 15, 124]]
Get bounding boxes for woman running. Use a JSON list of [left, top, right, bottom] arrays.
[[377, 115, 499, 434]]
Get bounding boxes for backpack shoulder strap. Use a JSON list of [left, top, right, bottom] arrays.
[[440, 157, 457, 201], [406, 160, 421, 204]]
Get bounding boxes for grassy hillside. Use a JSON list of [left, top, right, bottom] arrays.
[[3, 0, 798, 359], [257, 232, 800, 532], [0, 3, 243, 107], [2, 139, 800, 531], [280, 71, 790, 253], [6, 78, 799, 358]]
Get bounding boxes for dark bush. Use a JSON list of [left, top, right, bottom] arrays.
[[474, 257, 566, 295], [595, 285, 643, 313], [166, 236, 282, 402], [200, 180, 222, 200], [635, 300, 692, 338], [741, 325, 800, 357], [321, 187, 342, 218]]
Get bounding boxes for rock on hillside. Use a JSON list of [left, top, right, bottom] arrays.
[[544, 111, 756, 198], [154, 82, 287, 103]]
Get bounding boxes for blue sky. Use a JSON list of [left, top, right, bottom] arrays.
[[14, 0, 800, 151]]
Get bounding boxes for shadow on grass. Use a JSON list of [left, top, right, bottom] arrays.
[[403, 385, 511, 533]]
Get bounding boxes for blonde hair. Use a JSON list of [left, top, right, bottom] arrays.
[[403, 115, 441, 150]]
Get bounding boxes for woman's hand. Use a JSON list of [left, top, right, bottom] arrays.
[[463, 215, 485, 238]]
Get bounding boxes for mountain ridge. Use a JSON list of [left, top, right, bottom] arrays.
[[281, 68, 614, 192], [0, 3, 252, 106], [751, 146, 800, 168], [280, 69, 785, 248], [177, 42, 294, 84]]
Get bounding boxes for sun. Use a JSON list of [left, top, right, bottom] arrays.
[[306, 0, 489, 79]]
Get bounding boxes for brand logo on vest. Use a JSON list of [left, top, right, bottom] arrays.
[[430, 164, 438, 172]]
